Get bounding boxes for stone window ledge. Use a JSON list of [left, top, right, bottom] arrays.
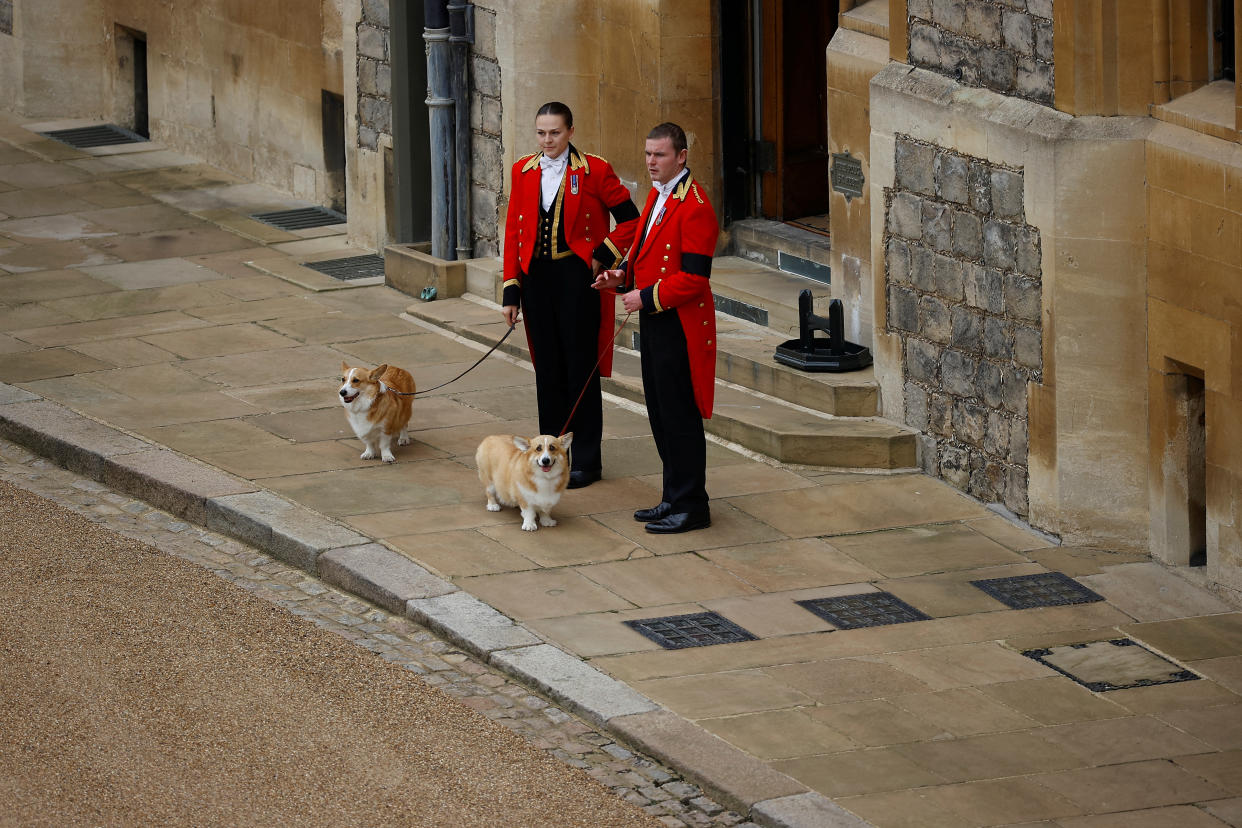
[[841, 0, 888, 40], [1152, 80, 1240, 144]]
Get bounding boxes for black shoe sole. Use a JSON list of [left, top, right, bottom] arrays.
[[644, 517, 711, 535]]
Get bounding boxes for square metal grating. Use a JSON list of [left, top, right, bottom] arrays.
[[971, 571, 1104, 610], [41, 124, 148, 148], [624, 612, 757, 650], [302, 254, 385, 281], [797, 592, 931, 629], [251, 206, 347, 231], [1023, 638, 1199, 692]]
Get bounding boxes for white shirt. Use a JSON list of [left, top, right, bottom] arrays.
[[539, 151, 568, 212], [644, 169, 688, 237]]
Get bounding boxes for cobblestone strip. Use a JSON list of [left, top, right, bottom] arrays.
[[0, 438, 753, 828]]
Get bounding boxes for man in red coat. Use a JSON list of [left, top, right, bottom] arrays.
[[593, 122, 719, 533], [501, 102, 640, 488]]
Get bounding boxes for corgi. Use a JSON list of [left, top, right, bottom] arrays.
[[475, 433, 573, 531], [339, 361, 415, 463]]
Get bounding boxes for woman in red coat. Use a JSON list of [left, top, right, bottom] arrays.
[[501, 102, 640, 488]]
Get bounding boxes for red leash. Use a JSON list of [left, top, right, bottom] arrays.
[[559, 310, 633, 437]]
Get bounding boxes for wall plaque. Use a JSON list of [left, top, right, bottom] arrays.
[[831, 152, 864, 200]]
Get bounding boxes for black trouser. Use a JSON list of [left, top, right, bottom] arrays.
[[639, 308, 708, 513], [521, 255, 603, 473]]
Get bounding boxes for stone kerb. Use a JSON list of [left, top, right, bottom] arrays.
[[885, 133, 1043, 517]]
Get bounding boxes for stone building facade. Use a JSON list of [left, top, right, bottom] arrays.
[[907, 0, 1054, 104], [885, 135, 1042, 517], [830, 0, 1242, 596]]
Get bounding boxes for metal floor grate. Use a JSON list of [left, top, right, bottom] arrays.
[[1023, 638, 1199, 692], [302, 254, 385, 281], [971, 571, 1104, 610], [251, 206, 347, 231], [41, 124, 148, 148], [797, 592, 931, 629], [624, 612, 757, 650]]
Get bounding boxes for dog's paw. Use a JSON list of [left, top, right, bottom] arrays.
[[360, 449, 376, 460], [397, 435, 411, 446], [381, 453, 396, 463], [540, 516, 557, 527], [486, 503, 502, 512], [521, 520, 538, 531]]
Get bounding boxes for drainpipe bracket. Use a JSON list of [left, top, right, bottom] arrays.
[[447, 3, 475, 45]]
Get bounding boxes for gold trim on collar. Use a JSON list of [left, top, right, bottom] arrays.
[[569, 147, 590, 173], [673, 173, 695, 202], [521, 152, 541, 173]]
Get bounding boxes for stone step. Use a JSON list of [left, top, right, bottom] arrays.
[[404, 297, 917, 470], [710, 255, 836, 338], [725, 218, 833, 285]]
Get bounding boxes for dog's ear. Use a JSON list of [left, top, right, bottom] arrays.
[[340, 361, 350, 376], [512, 436, 530, 452], [559, 432, 573, 450], [369, 364, 388, 381]]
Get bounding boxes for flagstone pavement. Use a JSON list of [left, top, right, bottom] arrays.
[[2, 114, 1242, 827]]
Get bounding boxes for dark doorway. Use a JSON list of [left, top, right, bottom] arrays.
[[115, 26, 149, 138], [133, 34, 149, 138], [322, 90, 347, 214], [1183, 373, 1207, 566], [719, 0, 837, 224]]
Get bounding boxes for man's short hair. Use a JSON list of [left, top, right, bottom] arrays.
[[536, 101, 573, 128], [647, 122, 687, 154]]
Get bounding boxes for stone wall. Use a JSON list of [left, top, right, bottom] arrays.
[[469, 2, 502, 258], [0, 1, 12, 36], [907, 0, 1053, 106], [353, 0, 502, 256], [356, 0, 391, 152], [885, 134, 1043, 517]]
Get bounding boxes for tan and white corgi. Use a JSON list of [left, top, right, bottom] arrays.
[[475, 433, 573, 531], [339, 361, 415, 463]]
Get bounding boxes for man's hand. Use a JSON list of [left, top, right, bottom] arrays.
[[591, 258, 605, 277], [621, 289, 643, 313], [592, 269, 625, 291], [502, 305, 519, 327]]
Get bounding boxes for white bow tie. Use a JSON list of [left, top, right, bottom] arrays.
[[540, 154, 566, 171]]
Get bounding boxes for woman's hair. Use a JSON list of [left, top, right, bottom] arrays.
[[536, 101, 573, 128]]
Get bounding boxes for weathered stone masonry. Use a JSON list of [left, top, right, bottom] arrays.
[[354, 0, 503, 255], [357, 0, 392, 152], [907, 0, 1054, 106], [0, 1, 12, 37], [885, 135, 1043, 517]]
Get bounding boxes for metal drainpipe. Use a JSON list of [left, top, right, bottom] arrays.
[[448, 2, 474, 260], [424, 0, 456, 260]]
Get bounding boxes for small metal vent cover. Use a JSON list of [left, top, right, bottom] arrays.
[[41, 124, 148, 148], [1023, 638, 1199, 692], [302, 254, 385, 281], [251, 206, 346, 231], [971, 572, 1104, 610], [797, 592, 931, 629], [624, 612, 757, 650]]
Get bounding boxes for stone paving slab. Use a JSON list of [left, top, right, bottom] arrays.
[[205, 490, 368, 572], [406, 591, 543, 655]]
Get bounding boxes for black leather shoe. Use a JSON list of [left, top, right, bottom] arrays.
[[645, 510, 711, 534], [567, 469, 601, 489], [633, 502, 673, 522]]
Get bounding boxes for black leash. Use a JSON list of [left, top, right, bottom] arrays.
[[387, 323, 517, 396]]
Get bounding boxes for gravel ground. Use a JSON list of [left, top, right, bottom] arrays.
[[0, 475, 665, 828]]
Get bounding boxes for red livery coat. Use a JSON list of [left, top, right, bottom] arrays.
[[629, 172, 719, 418], [502, 146, 639, 377]]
